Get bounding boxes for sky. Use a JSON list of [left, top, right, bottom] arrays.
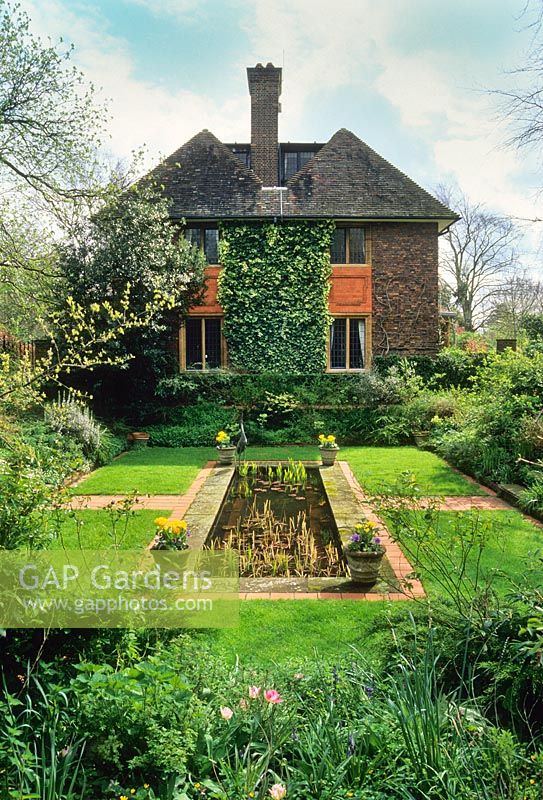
[[17, 0, 543, 276]]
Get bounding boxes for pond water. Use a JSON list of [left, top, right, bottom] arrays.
[[207, 461, 347, 578]]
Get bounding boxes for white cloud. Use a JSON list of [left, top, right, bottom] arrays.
[[16, 0, 543, 276], [20, 0, 249, 169]]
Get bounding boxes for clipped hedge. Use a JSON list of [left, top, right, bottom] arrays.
[[144, 401, 412, 447], [155, 370, 365, 409]]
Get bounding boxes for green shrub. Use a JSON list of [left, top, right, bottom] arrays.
[[374, 348, 490, 389], [154, 372, 364, 411], [147, 402, 238, 447]]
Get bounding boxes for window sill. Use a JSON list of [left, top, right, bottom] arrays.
[[326, 368, 368, 373]]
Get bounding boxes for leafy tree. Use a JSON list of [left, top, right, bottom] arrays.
[[0, 0, 105, 198], [436, 185, 520, 330], [58, 182, 206, 410], [0, 0, 108, 338]]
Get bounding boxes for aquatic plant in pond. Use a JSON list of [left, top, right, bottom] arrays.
[[207, 462, 346, 578]]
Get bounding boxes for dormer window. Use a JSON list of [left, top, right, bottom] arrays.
[[330, 227, 366, 264], [281, 150, 317, 182]]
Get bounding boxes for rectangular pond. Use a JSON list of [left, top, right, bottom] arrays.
[[206, 461, 347, 579]]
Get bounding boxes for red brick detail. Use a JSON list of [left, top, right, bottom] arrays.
[[371, 222, 440, 355], [329, 266, 372, 314], [189, 266, 223, 314]]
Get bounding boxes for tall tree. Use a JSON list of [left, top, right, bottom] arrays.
[[0, 0, 107, 337], [487, 274, 543, 337], [436, 186, 520, 330], [58, 182, 206, 409], [0, 0, 106, 198]]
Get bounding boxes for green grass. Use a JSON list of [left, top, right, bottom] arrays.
[[390, 508, 543, 596], [74, 445, 481, 497], [74, 447, 214, 494], [206, 598, 393, 666], [48, 509, 169, 549], [341, 446, 485, 496]]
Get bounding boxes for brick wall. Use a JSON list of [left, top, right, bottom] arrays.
[[247, 63, 281, 186], [371, 222, 440, 356]]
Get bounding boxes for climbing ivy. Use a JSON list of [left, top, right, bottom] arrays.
[[217, 221, 334, 373]]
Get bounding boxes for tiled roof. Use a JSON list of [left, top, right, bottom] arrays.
[[152, 128, 457, 223], [285, 129, 455, 220], [148, 130, 263, 217]]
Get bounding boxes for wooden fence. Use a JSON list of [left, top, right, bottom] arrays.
[[0, 332, 36, 366]]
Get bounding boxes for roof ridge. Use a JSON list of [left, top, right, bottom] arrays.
[[152, 129, 262, 185]]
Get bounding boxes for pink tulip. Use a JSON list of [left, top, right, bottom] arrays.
[[248, 685, 261, 699], [269, 784, 287, 799], [264, 689, 282, 704], [220, 706, 233, 720]]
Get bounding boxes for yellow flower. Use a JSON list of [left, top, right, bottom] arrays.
[[216, 430, 230, 443], [318, 434, 325, 441], [143, 785, 150, 790], [327, 435, 336, 443], [194, 783, 201, 789], [120, 796, 129, 800], [154, 516, 169, 527]]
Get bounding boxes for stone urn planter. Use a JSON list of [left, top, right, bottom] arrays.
[[216, 445, 236, 466], [413, 430, 430, 449], [345, 548, 385, 585], [319, 447, 339, 466], [128, 431, 150, 449]]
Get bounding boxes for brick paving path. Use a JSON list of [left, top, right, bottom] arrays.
[[70, 458, 532, 601]]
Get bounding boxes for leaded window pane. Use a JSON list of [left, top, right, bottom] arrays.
[[185, 228, 201, 247], [298, 151, 313, 169], [185, 319, 202, 368], [204, 229, 219, 264], [283, 152, 298, 182], [349, 318, 365, 369], [330, 318, 347, 369], [205, 318, 221, 368], [331, 229, 347, 263], [349, 228, 365, 263]]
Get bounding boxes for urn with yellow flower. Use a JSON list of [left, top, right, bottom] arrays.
[[215, 430, 236, 465], [318, 433, 339, 466], [152, 517, 189, 550]]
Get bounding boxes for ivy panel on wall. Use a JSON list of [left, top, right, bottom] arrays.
[[217, 221, 334, 373]]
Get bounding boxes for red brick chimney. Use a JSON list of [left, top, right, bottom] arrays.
[[247, 63, 282, 186]]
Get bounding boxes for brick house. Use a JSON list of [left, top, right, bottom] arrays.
[[151, 63, 457, 372]]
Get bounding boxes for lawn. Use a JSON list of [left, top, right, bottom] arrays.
[[341, 446, 485, 496], [204, 598, 392, 666], [48, 508, 169, 549], [386, 508, 543, 597], [74, 445, 481, 497], [73, 447, 214, 494]]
